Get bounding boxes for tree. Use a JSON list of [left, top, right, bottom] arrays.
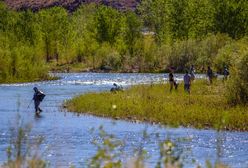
[[71, 4, 98, 64], [95, 6, 125, 45], [124, 11, 143, 57], [213, 0, 248, 39], [38, 7, 69, 62], [186, 0, 215, 38], [138, 0, 171, 43], [225, 38, 248, 104]]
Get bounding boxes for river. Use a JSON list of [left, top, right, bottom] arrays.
[[0, 73, 247, 168]]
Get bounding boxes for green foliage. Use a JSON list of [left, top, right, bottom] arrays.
[[124, 11, 143, 56], [156, 140, 183, 168], [195, 34, 231, 70], [213, 0, 248, 39], [169, 0, 189, 40], [186, 0, 215, 38], [95, 6, 125, 45], [89, 126, 123, 168], [71, 4, 98, 64], [138, 0, 172, 43], [214, 37, 248, 105], [0, 34, 49, 83], [66, 80, 248, 131], [223, 38, 248, 105], [138, 34, 232, 72], [97, 43, 122, 70], [38, 7, 71, 62], [0, 3, 50, 83], [139, 0, 248, 42], [88, 126, 187, 168], [138, 0, 215, 42]]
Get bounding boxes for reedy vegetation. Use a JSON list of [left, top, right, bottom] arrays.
[[0, 0, 247, 78], [3, 121, 228, 168], [3, 115, 46, 168], [66, 80, 248, 131]]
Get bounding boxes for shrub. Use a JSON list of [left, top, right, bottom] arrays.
[[225, 38, 248, 105]]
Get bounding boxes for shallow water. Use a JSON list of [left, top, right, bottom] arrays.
[[0, 73, 247, 168]]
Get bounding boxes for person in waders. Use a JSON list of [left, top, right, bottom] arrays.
[[33, 87, 45, 115], [169, 72, 178, 92]]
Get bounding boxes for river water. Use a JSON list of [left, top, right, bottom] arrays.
[[0, 73, 247, 168]]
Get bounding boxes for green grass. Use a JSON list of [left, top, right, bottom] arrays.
[[0, 75, 59, 84], [66, 80, 248, 131]]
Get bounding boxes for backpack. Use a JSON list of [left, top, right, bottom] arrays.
[[225, 69, 229, 76], [38, 91, 46, 102]]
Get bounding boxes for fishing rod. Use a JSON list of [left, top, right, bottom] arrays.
[[27, 99, 33, 109]]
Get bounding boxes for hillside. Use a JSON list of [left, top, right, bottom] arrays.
[[4, 0, 140, 11]]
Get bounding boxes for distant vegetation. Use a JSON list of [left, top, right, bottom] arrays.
[[66, 80, 248, 131], [0, 0, 247, 84]]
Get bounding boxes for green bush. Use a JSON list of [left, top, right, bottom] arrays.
[[225, 38, 248, 105], [160, 34, 231, 72]]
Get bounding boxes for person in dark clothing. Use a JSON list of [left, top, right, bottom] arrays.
[[190, 65, 195, 81], [184, 71, 191, 93], [169, 72, 178, 92], [110, 83, 123, 92], [33, 87, 45, 115], [207, 66, 213, 84], [223, 65, 229, 80]]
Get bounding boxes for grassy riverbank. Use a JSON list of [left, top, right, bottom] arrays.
[[0, 74, 59, 84], [0, 77, 57, 84], [66, 80, 248, 131]]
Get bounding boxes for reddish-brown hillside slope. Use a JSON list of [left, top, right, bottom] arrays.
[[4, 0, 141, 11]]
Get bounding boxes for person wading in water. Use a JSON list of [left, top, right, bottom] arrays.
[[33, 87, 45, 115]]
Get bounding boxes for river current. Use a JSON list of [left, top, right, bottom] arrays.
[[0, 73, 247, 167]]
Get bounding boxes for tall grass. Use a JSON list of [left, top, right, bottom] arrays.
[[87, 125, 229, 168], [3, 98, 47, 168], [66, 80, 248, 131]]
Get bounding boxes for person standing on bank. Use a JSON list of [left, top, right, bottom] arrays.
[[223, 65, 229, 81], [33, 87, 45, 115], [207, 66, 213, 84], [184, 70, 191, 93], [169, 72, 178, 92], [189, 65, 195, 81]]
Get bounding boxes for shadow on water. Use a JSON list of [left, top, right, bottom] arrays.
[[35, 113, 43, 119], [0, 73, 247, 168]]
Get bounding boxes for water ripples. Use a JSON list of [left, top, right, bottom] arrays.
[[0, 73, 247, 168]]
